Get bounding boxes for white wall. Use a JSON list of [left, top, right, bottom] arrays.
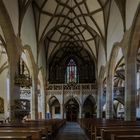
[[107, 0, 124, 61], [38, 44, 47, 77], [21, 5, 37, 63], [97, 39, 106, 75]]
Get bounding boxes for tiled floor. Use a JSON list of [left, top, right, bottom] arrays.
[[56, 122, 89, 140]]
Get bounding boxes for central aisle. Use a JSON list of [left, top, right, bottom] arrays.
[[56, 122, 89, 140]]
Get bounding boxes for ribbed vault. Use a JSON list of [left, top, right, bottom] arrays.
[[31, 0, 126, 83], [32, 0, 110, 60]]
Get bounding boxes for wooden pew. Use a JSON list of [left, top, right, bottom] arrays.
[[0, 119, 66, 140], [0, 129, 42, 140], [95, 125, 140, 140], [0, 126, 48, 138], [92, 119, 140, 140], [111, 134, 140, 140], [0, 135, 32, 140], [101, 129, 140, 140], [25, 119, 66, 139], [80, 118, 140, 140]]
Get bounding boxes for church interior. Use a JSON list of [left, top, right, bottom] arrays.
[[0, 0, 140, 139]]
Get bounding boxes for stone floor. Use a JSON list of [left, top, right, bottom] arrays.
[[55, 122, 89, 140]]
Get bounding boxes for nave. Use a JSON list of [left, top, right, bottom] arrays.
[[0, 1, 140, 140], [56, 122, 89, 140]]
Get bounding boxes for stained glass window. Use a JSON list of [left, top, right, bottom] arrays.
[[65, 59, 78, 83]]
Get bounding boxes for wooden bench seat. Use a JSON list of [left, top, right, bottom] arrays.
[[0, 126, 48, 137], [95, 125, 140, 140], [111, 134, 140, 140], [101, 129, 140, 140], [79, 118, 140, 140], [0, 135, 32, 140], [0, 119, 66, 140], [0, 129, 42, 140]]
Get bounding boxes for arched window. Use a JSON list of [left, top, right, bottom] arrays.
[[65, 59, 78, 84]]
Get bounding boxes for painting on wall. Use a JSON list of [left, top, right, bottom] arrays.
[[0, 97, 4, 113]]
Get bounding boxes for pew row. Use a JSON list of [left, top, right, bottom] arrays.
[[111, 134, 140, 140], [0, 119, 66, 140]]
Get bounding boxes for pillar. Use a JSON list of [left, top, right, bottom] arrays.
[[97, 81, 103, 118], [125, 56, 136, 120], [31, 73, 38, 120], [79, 84, 83, 118], [106, 74, 114, 119], [41, 88, 46, 119], [79, 104, 82, 118], [61, 86, 64, 119], [60, 104, 64, 119]]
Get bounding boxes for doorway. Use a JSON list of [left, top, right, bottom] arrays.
[[65, 98, 79, 122]]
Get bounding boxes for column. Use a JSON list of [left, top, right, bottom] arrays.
[[97, 81, 103, 118], [9, 62, 20, 121], [79, 84, 83, 118], [41, 88, 46, 119], [125, 56, 136, 120], [79, 104, 82, 118], [106, 74, 114, 119], [60, 103, 64, 119], [31, 73, 38, 120], [46, 103, 50, 114], [9, 56, 21, 122], [61, 85, 64, 119]]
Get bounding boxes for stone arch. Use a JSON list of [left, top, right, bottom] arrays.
[[98, 65, 105, 82], [82, 94, 96, 106], [127, 3, 140, 58], [22, 45, 37, 77], [113, 99, 124, 119], [22, 45, 38, 119], [124, 3, 140, 121], [108, 43, 121, 76], [42, 24, 99, 67], [64, 97, 80, 121], [48, 96, 61, 119], [64, 96, 80, 107], [82, 95, 96, 118], [48, 96, 60, 105]]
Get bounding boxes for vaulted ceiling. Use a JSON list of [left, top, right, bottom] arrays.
[[10, 0, 127, 84], [32, 0, 112, 64], [31, 0, 127, 67]]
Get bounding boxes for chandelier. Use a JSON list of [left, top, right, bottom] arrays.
[[15, 59, 32, 88]]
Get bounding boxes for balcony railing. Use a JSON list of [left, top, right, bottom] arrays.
[[47, 83, 97, 91]]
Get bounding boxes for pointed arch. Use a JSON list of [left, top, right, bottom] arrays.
[[108, 43, 121, 77], [98, 65, 105, 81], [127, 3, 140, 58], [82, 95, 96, 118], [64, 96, 80, 107], [23, 45, 37, 76], [82, 95, 96, 106]]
